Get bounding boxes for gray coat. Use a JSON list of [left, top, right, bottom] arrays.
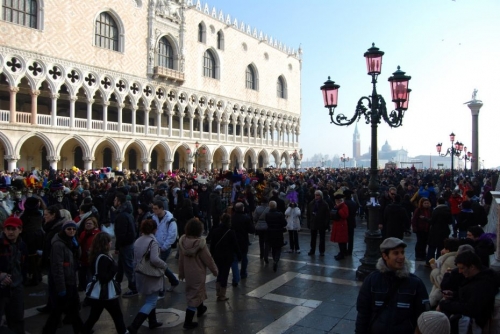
[[133, 234, 167, 295]]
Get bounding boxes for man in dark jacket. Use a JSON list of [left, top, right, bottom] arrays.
[[270, 190, 286, 214], [0, 217, 28, 333], [343, 189, 359, 256], [382, 194, 409, 240], [306, 190, 330, 256], [209, 185, 223, 229], [230, 202, 255, 285], [265, 201, 287, 272], [113, 192, 138, 297], [439, 251, 499, 332], [198, 184, 210, 233], [355, 238, 430, 334], [426, 197, 453, 264], [465, 190, 488, 227]]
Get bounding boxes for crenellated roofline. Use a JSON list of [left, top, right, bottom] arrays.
[[186, 0, 302, 60]]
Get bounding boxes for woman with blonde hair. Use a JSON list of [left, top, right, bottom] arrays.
[[178, 218, 218, 329]]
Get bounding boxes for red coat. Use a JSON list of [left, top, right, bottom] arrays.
[[78, 228, 100, 266], [448, 195, 463, 215], [330, 202, 349, 243]]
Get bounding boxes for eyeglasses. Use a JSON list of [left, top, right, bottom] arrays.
[[65, 228, 77, 231], [389, 193, 396, 196]]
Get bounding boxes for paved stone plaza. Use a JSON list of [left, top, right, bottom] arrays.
[[22, 218, 431, 334]]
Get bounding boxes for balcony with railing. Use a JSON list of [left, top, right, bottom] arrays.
[[153, 66, 185, 82], [0, 110, 299, 148]]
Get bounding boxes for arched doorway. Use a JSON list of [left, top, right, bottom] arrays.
[[173, 151, 179, 170], [151, 149, 158, 170], [258, 155, 264, 168], [41, 146, 49, 171], [103, 148, 112, 167], [129, 149, 137, 170], [74, 147, 83, 169]]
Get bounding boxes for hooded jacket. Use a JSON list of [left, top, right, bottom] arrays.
[[355, 258, 430, 334], [178, 236, 218, 307]]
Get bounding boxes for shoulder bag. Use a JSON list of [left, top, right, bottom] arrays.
[[86, 254, 121, 300], [135, 240, 164, 278], [255, 208, 269, 231]]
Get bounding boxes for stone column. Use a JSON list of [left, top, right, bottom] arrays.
[[168, 112, 173, 137], [286, 161, 290, 169], [165, 159, 173, 172], [87, 99, 94, 130], [69, 96, 77, 129], [233, 119, 237, 143], [51, 93, 59, 127], [156, 110, 161, 136], [187, 158, 194, 173], [132, 106, 137, 134], [260, 125, 264, 145], [467, 101, 483, 172], [103, 101, 109, 132], [46, 155, 60, 171], [144, 108, 151, 136], [118, 103, 124, 133], [266, 127, 270, 146], [179, 114, 184, 138], [30, 90, 40, 125], [4, 155, 19, 172], [142, 158, 150, 172], [208, 116, 213, 141], [222, 160, 229, 171], [189, 114, 194, 139], [115, 158, 123, 171], [217, 119, 221, 141], [83, 157, 94, 171], [9, 87, 19, 124]]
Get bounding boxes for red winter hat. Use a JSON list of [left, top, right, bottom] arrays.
[[3, 217, 23, 229]]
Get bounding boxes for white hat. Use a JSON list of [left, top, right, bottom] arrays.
[[214, 185, 223, 191], [417, 311, 450, 334]]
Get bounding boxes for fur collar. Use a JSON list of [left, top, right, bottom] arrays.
[[376, 257, 412, 278]]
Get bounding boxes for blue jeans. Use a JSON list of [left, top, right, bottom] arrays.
[[160, 248, 179, 286], [138, 292, 159, 315], [117, 244, 136, 291], [231, 253, 248, 283]]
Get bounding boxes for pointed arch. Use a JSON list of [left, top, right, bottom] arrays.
[[91, 137, 121, 160], [15, 132, 56, 157], [245, 63, 259, 90], [0, 132, 14, 157], [123, 138, 148, 160], [149, 141, 172, 161], [56, 134, 91, 157]]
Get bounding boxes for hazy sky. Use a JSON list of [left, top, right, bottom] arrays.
[[201, 0, 500, 168]]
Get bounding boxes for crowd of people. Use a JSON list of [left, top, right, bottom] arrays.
[[0, 165, 497, 333]]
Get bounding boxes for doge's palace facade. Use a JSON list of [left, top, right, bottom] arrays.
[[0, 0, 302, 172]]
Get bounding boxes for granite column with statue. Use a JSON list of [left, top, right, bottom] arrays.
[[465, 89, 483, 173]]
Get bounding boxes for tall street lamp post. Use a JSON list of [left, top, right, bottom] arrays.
[[320, 43, 411, 280], [459, 147, 473, 173], [340, 153, 350, 169], [436, 133, 464, 188]]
